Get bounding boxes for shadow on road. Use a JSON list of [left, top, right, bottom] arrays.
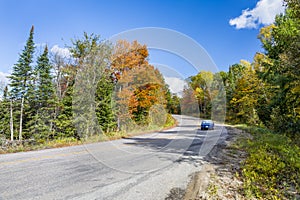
[[122, 124, 226, 165]]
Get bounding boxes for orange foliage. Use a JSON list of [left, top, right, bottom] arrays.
[[116, 64, 166, 124], [111, 40, 149, 73], [112, 39, 167, 125]]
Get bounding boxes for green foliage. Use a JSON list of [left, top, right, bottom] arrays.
[[210, 72, 226, 122], [189, 71, 214, 118], [256, 1, 300, 135], [69, 32, 101, 61], [55, 84, 76, 139], [28, 46, 57, 140], [163, 113, 177, 128], [238, 125, 300, 199], [8, 25, 36, 140], [165, 87, 181, 115], [71, 33, 113, 139], [187, 70, 227, 122], [180, 87, 199, 117], [9, 26, 35, 100], [229, 61, 261, 125], [95, 73, 117, 133], [207, 4, 300, 197], [0, 86, 10, 139]]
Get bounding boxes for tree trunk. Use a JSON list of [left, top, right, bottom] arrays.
[[10, 100, 14, 141], [19, 97, 24, 141]]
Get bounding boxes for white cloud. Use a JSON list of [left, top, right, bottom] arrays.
[[50, 45, 71, 58], [164, 76, 187, 97], [0, 71, 9, 85], [0, 72, 9, 97], [35, 43, 46, 48], [229, 0, 285, 29]]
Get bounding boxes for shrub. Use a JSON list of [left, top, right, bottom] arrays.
[[238, 125, 300, 199]]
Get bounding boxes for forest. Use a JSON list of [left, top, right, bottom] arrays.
[[0, 29, 180, 145], [0, 0, 299, 146], [0, 0, 299, 198], [185, 2, 300, 197], [185, 0, 300, 139]]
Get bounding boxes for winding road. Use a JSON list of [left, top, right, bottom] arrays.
[[0, 115, 227, 200]]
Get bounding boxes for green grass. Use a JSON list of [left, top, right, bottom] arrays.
[[0, 114, 177, 154], [234, 125, 300, 199]]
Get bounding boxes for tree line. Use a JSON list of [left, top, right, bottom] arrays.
[[0, 28, 180, 143], [1, 0, 298, 144], [185, 0, 299, 138]]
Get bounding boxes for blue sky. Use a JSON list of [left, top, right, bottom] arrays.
[[0, 0, 285, 92]]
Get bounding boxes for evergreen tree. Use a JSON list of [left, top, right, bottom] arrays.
[[9, 25, 35, 140], [54, 63, 77, 139], [56, 83, 76, 139], [0, 86, 10, 140], [71, 33, 113, 139], [95, 73, 117, 133], [165, 86, 173, 113], [28, 46, 57, 140]]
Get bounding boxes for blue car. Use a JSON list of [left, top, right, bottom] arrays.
[[200, 120, 214, 130]]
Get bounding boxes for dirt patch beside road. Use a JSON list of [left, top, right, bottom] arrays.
[[166, 126, 251, 200]]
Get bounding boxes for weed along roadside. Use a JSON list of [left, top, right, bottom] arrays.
[[0, 114, 177, 154], [166, 125, 300, 200], [235, 125, 300, 199]]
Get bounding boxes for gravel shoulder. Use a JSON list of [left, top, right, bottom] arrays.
[[166, 126, 251, 200]]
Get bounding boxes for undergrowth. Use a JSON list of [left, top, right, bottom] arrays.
[[0, 114, 177, 154], [235, 125, 300, 199]]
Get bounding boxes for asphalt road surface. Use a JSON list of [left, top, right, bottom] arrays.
[[0, 115, 227, 200]]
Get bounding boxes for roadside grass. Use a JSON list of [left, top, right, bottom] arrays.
[[123, 113, 177, 137], [0, 114, 177, 154], [234, 124, 300, 199]]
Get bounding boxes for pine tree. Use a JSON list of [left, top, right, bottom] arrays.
[[0, 86, 10, 140], [95, 73, 116, 133], [28, 46, 57, 140], [9, 25, 35, 140], [56, 82, 76, 139]]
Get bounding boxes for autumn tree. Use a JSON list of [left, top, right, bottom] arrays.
[[128, 66, 167, 124], [222, 63, 246, 122], [111, 40, 149, 73], [210, 72, 226, 122], [112, 40, 168, 130], [116, 64, 167, 128], [180, 86, 199, 117], [229, 61, 261, 124], [165, 86, 181, 114], [257, 0, 300, 134], [189, 71, 214, 118]]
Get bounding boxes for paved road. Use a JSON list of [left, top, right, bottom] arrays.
[[0, 115, 227, 200]]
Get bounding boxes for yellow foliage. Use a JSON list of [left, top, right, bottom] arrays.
[[111, 40, 149, 73], [258, 24, 276, 42], [253, 53, 274, 72]]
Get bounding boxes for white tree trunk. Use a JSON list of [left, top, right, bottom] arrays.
[[10, 100, 14, 141], [19, 97, 24, 141]]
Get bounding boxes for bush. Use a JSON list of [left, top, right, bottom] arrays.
[[238, 125, 300, 199]]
